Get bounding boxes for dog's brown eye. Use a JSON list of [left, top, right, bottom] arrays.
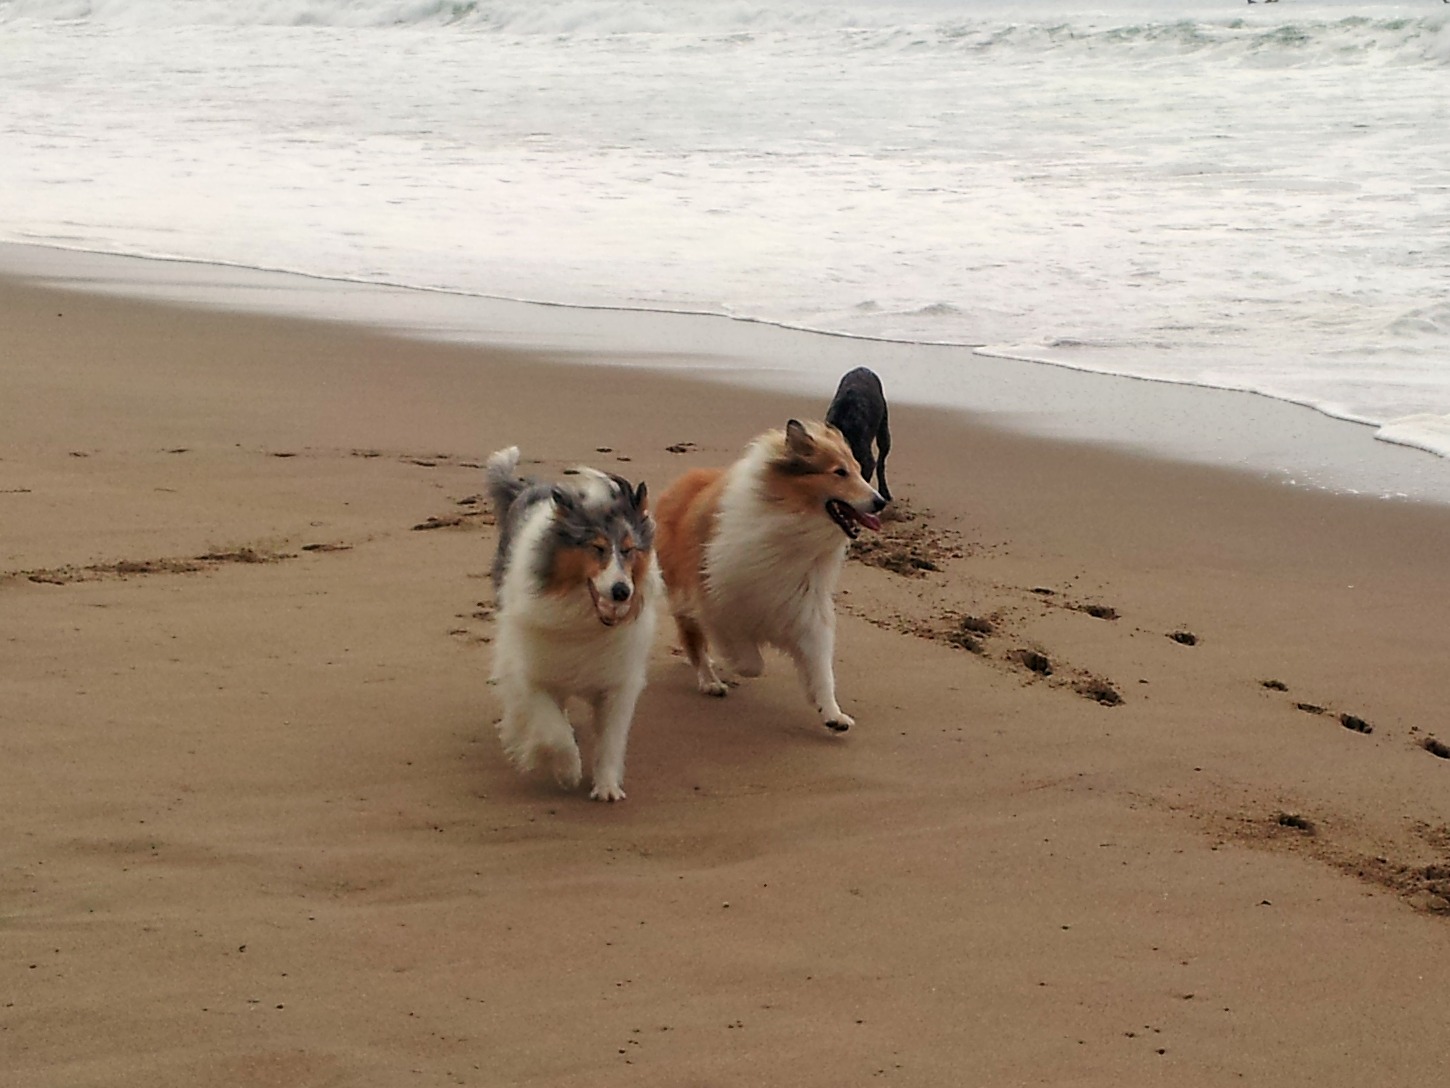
[[834, 467, 849, 477]]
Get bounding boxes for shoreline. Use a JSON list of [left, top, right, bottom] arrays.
[[4, 240, 1447, 506], [5, 261, 1450, 1085]]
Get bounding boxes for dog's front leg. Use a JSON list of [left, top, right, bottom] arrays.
[[516, 689, 582, 790], [790, 620, 853, 734], [589, 681, 644, 802], [874, 410, 892, 503]]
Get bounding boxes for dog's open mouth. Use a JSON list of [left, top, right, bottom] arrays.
[[826, 499, 882, 539], [587, 581, 621, 626]]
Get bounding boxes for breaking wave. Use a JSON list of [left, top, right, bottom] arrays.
[[3, 0, 1447, 65]]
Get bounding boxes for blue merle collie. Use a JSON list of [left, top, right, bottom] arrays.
[[485, 447, 661, 802]]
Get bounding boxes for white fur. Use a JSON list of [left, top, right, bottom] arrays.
[[690, 436, 856, 730], [489, 495, 662, 802], [566, 465, 620, 504]]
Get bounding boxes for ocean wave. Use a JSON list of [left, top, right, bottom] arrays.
[[0, 0, 883, 31], [911, 301, 961, 318], [1376, 413, 1450, 458], [1386, 301, 1450, 338], [3, 0, 1447, 66]]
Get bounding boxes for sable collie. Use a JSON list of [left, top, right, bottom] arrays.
[[654, 419, 885, 733], [485, 447, 661, 802]]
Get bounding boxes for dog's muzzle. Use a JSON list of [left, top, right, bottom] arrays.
[[589, 577, 634, 626]]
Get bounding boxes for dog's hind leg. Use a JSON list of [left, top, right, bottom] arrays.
[[676, 613, 727, 697], [717, 636, 764, 678], [588, 679, 645, 802], [787, 620, 854, 734]]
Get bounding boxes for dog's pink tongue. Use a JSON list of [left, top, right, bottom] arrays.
[[858, 511, 882, 532]]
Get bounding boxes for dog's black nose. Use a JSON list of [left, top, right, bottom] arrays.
[[871, 493, 887, 513], [610, 582, 632, 602]]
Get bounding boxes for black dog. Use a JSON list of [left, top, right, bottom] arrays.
[[825, 366, 892, 504]]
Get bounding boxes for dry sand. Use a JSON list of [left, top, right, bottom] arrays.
[[3, 273, 1450, 1086]]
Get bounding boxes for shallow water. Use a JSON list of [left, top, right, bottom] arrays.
[[8, 242, 1449, 507], [2, 0, 1448, 458]]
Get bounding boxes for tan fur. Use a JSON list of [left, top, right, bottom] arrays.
[[656, 426, 878, 609], [654, 467, 727, 608], [759, 423, 879, 515], [542, 546, 606, 597], [623, 547, 652, 623]]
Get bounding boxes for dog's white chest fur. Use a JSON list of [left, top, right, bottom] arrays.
[[702, 458, 847, 645], [491, 593, 659, 699]]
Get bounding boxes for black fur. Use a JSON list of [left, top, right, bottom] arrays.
[[825, 367, 892, 503]]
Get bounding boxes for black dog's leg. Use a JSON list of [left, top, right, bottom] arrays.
[[874, 405, 892, 503]]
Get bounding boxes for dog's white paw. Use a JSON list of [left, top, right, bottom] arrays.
[[699, 678, 729, 697], [590, 781, 627, 802], [549, 745, 583, 790], [823, 712, 854, 734], [502, 741, 538, 774]]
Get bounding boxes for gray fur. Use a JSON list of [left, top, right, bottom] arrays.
[[487, 447, 540, 595], [491, 482, 558, 595], [486, 449, 653, 601]]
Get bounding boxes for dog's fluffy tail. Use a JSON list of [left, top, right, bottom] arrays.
[[486, 445, 525, 520]]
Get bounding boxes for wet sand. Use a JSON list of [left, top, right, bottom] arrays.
[[3, 271, 1450, 1086]]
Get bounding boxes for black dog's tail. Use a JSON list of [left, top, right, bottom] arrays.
[[485, 445, 526, 521]]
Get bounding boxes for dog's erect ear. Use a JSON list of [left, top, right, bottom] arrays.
[[606, 473, 634, 502], [785, 419, 815, 457], [604, 473, 648, 514], [633, 481, 648, 513]]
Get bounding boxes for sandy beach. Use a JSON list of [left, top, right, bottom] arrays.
[[4, 268, 1450, 1086]]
